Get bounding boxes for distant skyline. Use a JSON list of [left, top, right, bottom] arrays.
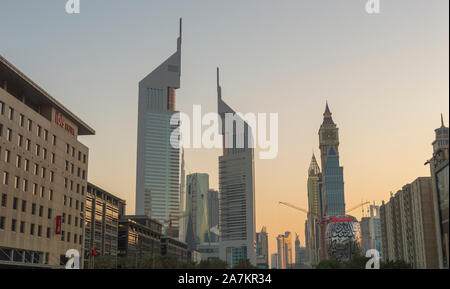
[[1, 0, 448, 259]]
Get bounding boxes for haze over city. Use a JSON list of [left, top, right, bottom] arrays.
[[1, 0, 448, 259]]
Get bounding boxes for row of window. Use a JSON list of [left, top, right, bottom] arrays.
[[1, 194, 52, 218], [0, 102, 57, 145], [2, 170, 54, 200], [65, 143, 87, 164], [0, 216, 83, 245]]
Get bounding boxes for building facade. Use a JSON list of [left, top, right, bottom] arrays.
[[318, 103, 345, 217], [117, 215, 163, 265], [360, 205, 382, 258], [217, 68, 256, 267], [306, 153, 322, 265], [380, 177, 440, 268], [135, 20, 182, 238], [256, 226, 269, 269], [208, 189, 219, 229], [427, 115, 449, 268], [270, 253, 278, 269], [185, 173, 210, 249], [276, 231, 292, 269], [0, 55, 94, 268], [84, 182, 125, 268]]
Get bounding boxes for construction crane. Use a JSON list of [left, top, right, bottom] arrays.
[[163, 211, 190, 238], [346, 201, 370, 214]]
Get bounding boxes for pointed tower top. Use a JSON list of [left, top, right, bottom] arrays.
[[177, 18, 182, 51], [441, 113, 445, 127], [322, 101, 335, 125], [217, 67, 222, 99], [308, 152, 321, 176], [324, 101, 331, 115]]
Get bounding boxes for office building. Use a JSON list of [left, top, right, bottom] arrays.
[[0, 55, 94, 268], [318, 102, 345, 217], [256, 226, 269, 269], [197, 243, 220, 261], [84, 182, 125, 268], [208, 189, 219, 229], [217, 68, 256, 267], [276, 231, 292, 269], [185, 173, 210, 249], [270, 253, 278, 269], [306, 153, 322, 265], [294, 234, 307, 264], [427, 114, 449, 268], [135, 19, 182, 238], [117, 215, 163, 265], [380, 177, 440, 268], [161, 236, 188, 263], [360, 205, 382, 257]]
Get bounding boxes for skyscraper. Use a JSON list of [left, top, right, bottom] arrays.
[[256, 226, 269, 269], [306, 153, 322, 264], [185, 173, 210, 250], [360, 205, 382, 257], [217, 68, 256, 267], [318, 102, 345, 217], [276, 232, 292, 269], [135, 20, 182, 238], [208, 189, 219, 229]]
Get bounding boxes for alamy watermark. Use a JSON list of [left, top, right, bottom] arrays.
[[170, 105, 279, 160]]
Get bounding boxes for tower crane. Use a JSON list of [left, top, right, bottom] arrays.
[[163, 211, 190, 238]]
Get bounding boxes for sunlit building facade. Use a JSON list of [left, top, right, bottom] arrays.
[[306, 153, 322, 265], [135, 20, 182, 238], [0, 55, 94, 268], [318, 103, 345, 217], [185, 173, 210, 250], [217, 68, 256, 267]]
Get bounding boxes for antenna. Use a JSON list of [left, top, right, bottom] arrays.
[[177, 18, 182, 50], [217, 67, 222, 98]]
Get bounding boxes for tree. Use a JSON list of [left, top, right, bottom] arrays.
[[232, 259, 258, 269], [315, 259, 342, 269], [93, 255, 116, 269], [342, 255, 370, 269], [380, 260, 412, 269], [196, 259, 228, 269]]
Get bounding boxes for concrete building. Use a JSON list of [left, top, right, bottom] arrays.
[[306, 153, 322, 265], [83, 182, 125, 268], [208, 189, 219, 229], [135, 19, 182, 238], [217, 68, 256, 267], [185, 173, 210, 250], [276, 232, 292, 269], [426, 114, 449, 268], [117, 215, 163, 265], [256, 226, 269, 269], [161, 236, 188, 263], [0, 55, 95, 268], [318, 102, 345, 217], [270, 253, 278, 269], [380, 177, 440, 268], [360, 205, 382, 258]]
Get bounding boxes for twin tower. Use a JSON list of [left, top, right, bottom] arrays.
[[135, 19, 256, 267]]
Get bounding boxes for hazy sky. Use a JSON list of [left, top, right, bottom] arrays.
[[1, 0, 448, 259]]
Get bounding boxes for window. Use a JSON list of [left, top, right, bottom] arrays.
[[0, 101, 4, 115], [19, 114, 24, 127], [78, 151, 81, 161], [3, 171, 9, 185], [12, 197, 18, 210], [43, 148, 47, 160], [67, 232, 71, 243], [68, 215, 71, 225], [0, 216, 5, 230], [16, 155, 21, 168], [41, 167, 46, 179], [49, 190, 53, 201], [61, 231, 65, 241], [66, 144, 70, 154], [11, 219, 17, 232], [27, 119, 32, 131], [4, 149, 10, 162], [6, 128, 12, 141], [64, 195, 67, 206], [8, 107, 14, 120], [51, 153, 55, 164], [35, 144, 40, 156], [24, 159, 29, 171], [37, 125, 41, 137], [48, 208, 52, 219], [23, 179, 28, 192], [30, 223, 35, 235], [0, 124, 2, 137], [32, 183, 38, 195], [83, 154, 86, 163], [32, 203, 36, 215], [1, 193, 7, 207], [46, 227, 51, 238], [34, 163, 39, 175], [20, 221, 25, 233], [26, 139, 31, 151], [52, 135, 56, 145], [17, 134, 23, 147], [71, 147, 75, 157], [14, 176, 20, 189], [62, 213, 66, 223], [50, 171, 54, 182], [39, 205, 43, 217], [21, 200, 26, 212], [40, 186, 45, 198], [44, 129, 48, 141], [38, 225, 42, 237]]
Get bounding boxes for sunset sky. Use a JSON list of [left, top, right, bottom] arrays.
[[1, 0, 448, 259]]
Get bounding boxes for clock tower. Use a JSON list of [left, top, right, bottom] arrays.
[[318, 102, 345, 217]]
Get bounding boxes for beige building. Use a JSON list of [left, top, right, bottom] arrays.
[[380, 177, 439, 268], [276, 231, 292, 269], [0, 55, 94, 268]]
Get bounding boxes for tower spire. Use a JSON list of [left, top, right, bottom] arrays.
[[177, 18, 182, 51], [441, 113, 445, 127], [217, 67, 222, 99]]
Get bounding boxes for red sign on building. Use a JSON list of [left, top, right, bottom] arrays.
[[55, 215, 62, 234], [55, 111, 75, 136]]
